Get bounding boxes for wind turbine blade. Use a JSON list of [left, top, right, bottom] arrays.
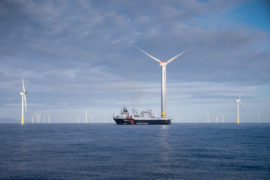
[[239, 102, 244, 111], [166, 49, 190, 64], [22, 77, 25, 92], [134, 46, 162, 63], [24, 94, 27, 112]]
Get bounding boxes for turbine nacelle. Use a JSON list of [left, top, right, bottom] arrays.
[[236, 96, 243, 107], [160, 61, 166, 67], [20, 91, 28, 95]]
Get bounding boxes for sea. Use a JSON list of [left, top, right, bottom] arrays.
[[0, 123, 269, 180]]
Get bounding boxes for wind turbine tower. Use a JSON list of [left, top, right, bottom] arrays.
[[48, 114, 51, 123], [207, 112, 210, 123], [76, 115, 80, 123], [32, 114, 35, 123], [135, 46, 189, 118], [235, 96, 243, 124], [85, 109, 88, 123], [20, 77, 28, 125]]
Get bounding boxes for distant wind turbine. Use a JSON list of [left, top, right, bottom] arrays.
[[135, 46, 189, 118], [37, 113, 41, 123], [76, 114, 80, 123], [32, 114, 35, 123], [85, 109, 88, 123], [20, 77, 28, 125], [48, 114, 50, 123], [206, 112, 210, 123], [235, 96, 244, 124], [90, 113, 95, 123], [41, 114, 46, 123]]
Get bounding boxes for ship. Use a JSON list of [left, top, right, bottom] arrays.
[[113, 107, 171, 125]]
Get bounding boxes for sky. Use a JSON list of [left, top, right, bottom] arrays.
[[0, 0, 269, 123]]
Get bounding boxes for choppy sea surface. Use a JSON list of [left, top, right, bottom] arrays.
[[0, 123, 270, 180]]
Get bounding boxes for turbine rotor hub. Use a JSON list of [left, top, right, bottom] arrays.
[[160, 61, 166, 66]]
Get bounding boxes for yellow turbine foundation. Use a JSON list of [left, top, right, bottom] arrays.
[[21, 117, 24, 125], [237, 118, 239, 124], [161, 112, 165, 118]]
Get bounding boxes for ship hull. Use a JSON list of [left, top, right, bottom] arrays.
[[113, 118, 171, 125]]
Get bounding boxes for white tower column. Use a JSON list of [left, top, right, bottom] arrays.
[[161, 63, 166, 118], [85, 109, 88, 123], [236, 101, 240, 124], [21, 94, 24, 125]]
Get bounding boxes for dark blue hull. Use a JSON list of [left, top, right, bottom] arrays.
[[113, 118, 171, 125]]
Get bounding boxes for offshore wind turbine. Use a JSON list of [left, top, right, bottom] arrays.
[[76, 114, 80, 123], [135, 46, 189, 118], [206, 112, 210, 123], [20, 77, 28, 125], [48, 114, 51, 123], [235, 96, 244, 124], [37, 113, 41, 123], [32, 114, 35, 123], [85, 109, 88, 123], [90, 113, 95, 123]]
